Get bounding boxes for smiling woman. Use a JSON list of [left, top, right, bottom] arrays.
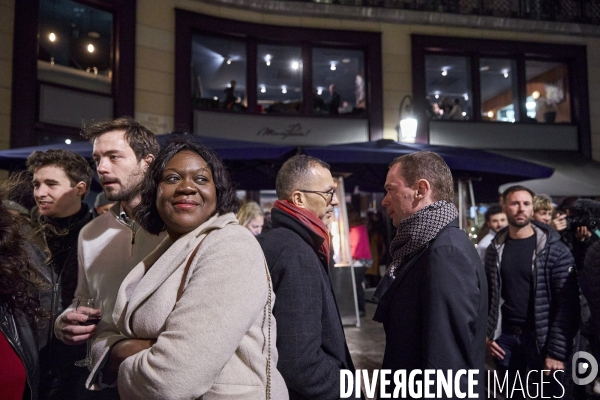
[[86, 137, 289, 399]]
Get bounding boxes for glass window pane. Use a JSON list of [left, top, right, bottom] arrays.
[[425, 55, 472, 121], [38, 0, 113, 93], [312, 48, 366, 116], [191, 34, 247, 112], [525, 61, 570, 123], [480, 58, 516, 122], [257, 44, 302, 114]]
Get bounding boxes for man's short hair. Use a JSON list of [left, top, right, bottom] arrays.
[[390, 151, 453, 203], [533, 194, 553, 213], [81, 117, 160, 161], [276, 155, 330, 200], [27, 149, 93, 199], [484, 204, 504, 223], [501, 185, 535, 203]]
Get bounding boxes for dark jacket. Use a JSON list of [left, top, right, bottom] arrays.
[[373, 219, 488, 399], [37, 204, 93, 395], [485, 221, 579, 362], [0, 304, 40, 400], [258, 208, 355, 400]]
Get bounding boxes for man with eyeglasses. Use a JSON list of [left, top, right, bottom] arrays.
[[258, 155, 358, 399]]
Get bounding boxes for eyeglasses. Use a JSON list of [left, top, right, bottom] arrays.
[[298, 188, 336, 204]]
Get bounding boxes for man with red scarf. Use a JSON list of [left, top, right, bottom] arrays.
[[373, 151, 488, 399], [258, 155, 357, 399]]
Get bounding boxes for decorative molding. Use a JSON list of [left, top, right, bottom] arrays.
[[198, 0, 600, 38]]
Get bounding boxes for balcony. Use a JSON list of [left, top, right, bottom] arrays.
[[286, 0, 600, 24]]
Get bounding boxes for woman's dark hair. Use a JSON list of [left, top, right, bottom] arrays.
[[134, 136, 239, 235], [0, 191, 49, 325]]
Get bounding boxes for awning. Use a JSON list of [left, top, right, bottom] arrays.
[[496, 151, 600, 197]]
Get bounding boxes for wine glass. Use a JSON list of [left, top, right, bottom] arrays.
[[74, 297, 103, 367]]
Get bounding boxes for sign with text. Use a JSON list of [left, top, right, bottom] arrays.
[[194, 110, 369, 146]]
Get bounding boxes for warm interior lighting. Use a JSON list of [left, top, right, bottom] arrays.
[[487, 111, 494, 118], [87, 43, 95, 53], [49, 32, 56, 42], [532, 90, 541, 100]]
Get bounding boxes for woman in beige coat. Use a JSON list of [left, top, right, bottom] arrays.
[[87, 138, 287, 400]]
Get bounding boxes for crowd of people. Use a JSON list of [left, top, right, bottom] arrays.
[[1, 116, 598, 400]]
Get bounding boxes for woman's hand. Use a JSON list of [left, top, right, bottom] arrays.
[[104, 339, 156, 383]]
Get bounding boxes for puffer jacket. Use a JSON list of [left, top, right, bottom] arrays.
[[0, 304, 39, 400], [485, 220, 579, 361]]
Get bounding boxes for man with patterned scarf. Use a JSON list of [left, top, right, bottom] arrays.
[[373, 151, 488, 398], [258, 155, 358, 400]]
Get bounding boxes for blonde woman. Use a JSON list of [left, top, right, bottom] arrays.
[[237, 201, 265, 236]]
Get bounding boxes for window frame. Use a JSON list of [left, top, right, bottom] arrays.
[[175, 10, 383, 140], [11, 0, 135, 148], [412, 35, 589, 156]]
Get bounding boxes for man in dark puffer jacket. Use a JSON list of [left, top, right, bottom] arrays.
[[485, 185, 579, 398]]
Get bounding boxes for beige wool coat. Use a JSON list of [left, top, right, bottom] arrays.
[[87, 213, 288, 400]]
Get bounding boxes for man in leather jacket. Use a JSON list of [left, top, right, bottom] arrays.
[[27, 150, 93, 399]]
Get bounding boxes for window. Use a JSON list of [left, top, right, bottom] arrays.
[[480, 58, 516, 122], [257, 44, 302, 115], [192, 34, 247, 111], [312, 48, 366, 116], [38, 0, 113, 94], [425, 55, 471, 120], [525, 61, 570, 123]]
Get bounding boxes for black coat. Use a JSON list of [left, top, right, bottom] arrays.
[[0, 304, 40, 400], [374, 219, 488, 399], [258, 208, 355, 400], [37, 204, 93, 396], [485, 221, 579, 362]]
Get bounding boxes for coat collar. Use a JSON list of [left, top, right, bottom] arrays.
[[113, 213, 238, 335]]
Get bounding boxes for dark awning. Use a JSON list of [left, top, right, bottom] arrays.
[[496, 151, 600, 197]]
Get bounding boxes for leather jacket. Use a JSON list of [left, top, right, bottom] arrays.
[[0, 304, 39, 400]]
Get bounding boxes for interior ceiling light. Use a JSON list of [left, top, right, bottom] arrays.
[[282, 86, 287, 94], [265, 54, 271, 66], [291, 61, 299, 71], [261, 86, 266, 93], [487, 111, 494, 118], [226, 57, 232, 65], [532, 90, 541, 100], [87, 43, 95, 53], [441, 68, 448, 76], [317, 87, 323, 95], [503, 70, 509, 78], [330, 62, 336, 71], [342, 58, 351, 63], [49, 32, 56, 42]]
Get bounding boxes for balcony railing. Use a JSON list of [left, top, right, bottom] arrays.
[[287, 0, 600, 24]]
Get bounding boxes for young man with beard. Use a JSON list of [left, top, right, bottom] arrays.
[[54, 118, 164, 396], [374, 151, 488, 398], [477, 204, 507, 263], [485, 185, 579, 398], [27, 150, 94, 400], [258, 155, 357, 399]]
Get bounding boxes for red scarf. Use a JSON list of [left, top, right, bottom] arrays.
[[273, 200, 331, 262]]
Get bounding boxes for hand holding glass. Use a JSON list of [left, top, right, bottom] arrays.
[[74, 297, 103, 367]]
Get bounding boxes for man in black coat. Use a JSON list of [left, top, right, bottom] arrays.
[[28, 149, 94, 400], [485, 185, 579, 398], [373, 151, 488, 399], [258, 155, 356, 399]]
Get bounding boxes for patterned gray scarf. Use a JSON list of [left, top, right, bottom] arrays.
[[387, 200, 458, 277]]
